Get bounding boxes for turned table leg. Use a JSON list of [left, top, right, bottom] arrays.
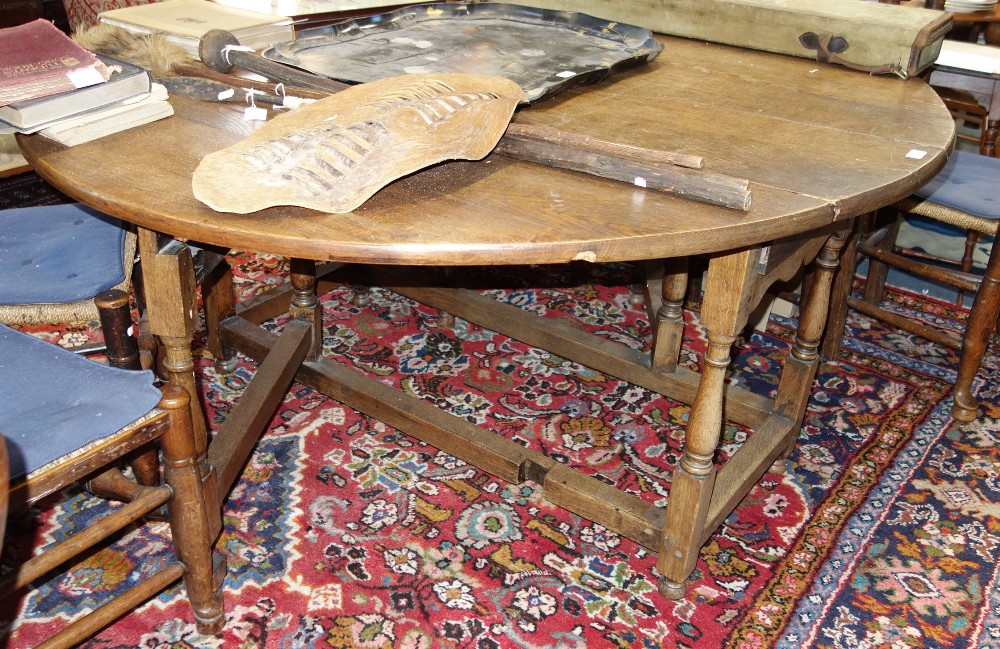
[[289, 257, 323, 361], [658, 329, 735, 599], [201, 251, 239, 374], [658, 248, 759, 598], [646, 257, 689, 372], [775, 230, 847, 458], [821, 217, 863, 361], [138, 228, 221, 529]]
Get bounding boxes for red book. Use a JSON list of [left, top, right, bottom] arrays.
[[0, 19, 112, 106]]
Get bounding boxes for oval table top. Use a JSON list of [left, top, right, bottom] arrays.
[[19, 35, 955, 267]]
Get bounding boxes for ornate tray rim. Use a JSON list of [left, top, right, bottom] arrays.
[[262, 1, 663, 103]]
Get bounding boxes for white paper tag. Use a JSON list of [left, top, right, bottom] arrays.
[[67, 67, 107, 89], [634, 177, 647, 188], [218, 88, 235, 101], [283, 96, 316, 109], [244, 105, 268, 121], [906, 149, 928, 159]]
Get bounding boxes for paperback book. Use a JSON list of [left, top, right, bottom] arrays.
[[38, 83, 173, 147]]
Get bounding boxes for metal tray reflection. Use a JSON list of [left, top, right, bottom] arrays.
[[262, 2, 662, 103]]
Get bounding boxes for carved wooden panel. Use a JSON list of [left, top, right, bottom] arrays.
[[192, 72, 525, 214]]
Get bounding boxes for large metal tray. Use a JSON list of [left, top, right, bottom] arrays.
[[262, 2, 662, 103]]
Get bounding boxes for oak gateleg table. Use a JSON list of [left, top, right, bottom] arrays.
[[18, 35, 955, 598]]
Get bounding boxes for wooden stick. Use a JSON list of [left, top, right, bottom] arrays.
[[171, 63, 329, 100], [506, 123, 704, 170], [496, 129, 752, 211]]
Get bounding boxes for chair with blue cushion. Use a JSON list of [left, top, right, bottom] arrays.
[[823, 150, 1000, 421], [0, 324, 224, 648], [0, 203, 147, 370]]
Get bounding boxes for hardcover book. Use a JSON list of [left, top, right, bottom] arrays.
[[0, 19, 112, 106], [98, 0, 295, 58], [0, 54, 151, 131]]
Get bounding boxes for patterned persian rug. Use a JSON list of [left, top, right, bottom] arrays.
[[1, 234, 998, 647]]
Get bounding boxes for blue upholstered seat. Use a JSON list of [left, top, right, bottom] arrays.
[[915, 150, 1000, 221], [0, 324, 161, 480], [0, 203, 128, 305]]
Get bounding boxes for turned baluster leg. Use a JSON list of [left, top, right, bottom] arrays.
[[953, 237, 1000, 421], [820, 218, 862, 361], [658, 249, 757, 599], [658, 332, 734, 599], [201, 250, 239, 374], [646, 257, 689, 372], [289, 257, 323, 361], [775, 230, 847, 459], [984, 118, 999, 158], [138, 228, 220, 529]]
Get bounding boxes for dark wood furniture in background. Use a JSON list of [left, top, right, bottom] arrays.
[[951, 4, 1000, 45], [18, 34, 955, 598], [0, 0, 69, 30]]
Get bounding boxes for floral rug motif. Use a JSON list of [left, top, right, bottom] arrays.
[[1, 253, 997, 649]]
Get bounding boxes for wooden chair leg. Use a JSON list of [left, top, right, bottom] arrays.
[[952, 238, 1000, 421], [158, 384, 226, 634], [862, 210, 898, 306], [94, 290, 163, 498], [95, 289, 141, 371], [958, 229, 979, 306]]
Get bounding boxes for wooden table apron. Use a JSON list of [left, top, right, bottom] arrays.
[[18, 35, 955, 596]]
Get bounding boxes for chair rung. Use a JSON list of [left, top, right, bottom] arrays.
[[4, 485, 172, 591], [34, 562, 185, 649], [847, 297, 962, 350], [859, 243, 981, 293]]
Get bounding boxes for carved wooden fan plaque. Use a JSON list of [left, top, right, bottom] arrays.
[[192, 72, 526, 214]]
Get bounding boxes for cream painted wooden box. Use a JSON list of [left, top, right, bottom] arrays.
[[527, 0, 953, 78]]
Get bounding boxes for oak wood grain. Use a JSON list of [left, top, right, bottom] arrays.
[[19, 36, 954, 266]]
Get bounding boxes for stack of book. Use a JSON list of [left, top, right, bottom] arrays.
[[0, 19, 172, 146], [98, 0, 296, 58]]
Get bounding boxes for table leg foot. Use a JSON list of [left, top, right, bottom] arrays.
[[952, 399, 979, 422], [437, 311, 456, 329], [214, 354, 240, 375], [351, 287, 372, 307], [658, 577, 687, 600]]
